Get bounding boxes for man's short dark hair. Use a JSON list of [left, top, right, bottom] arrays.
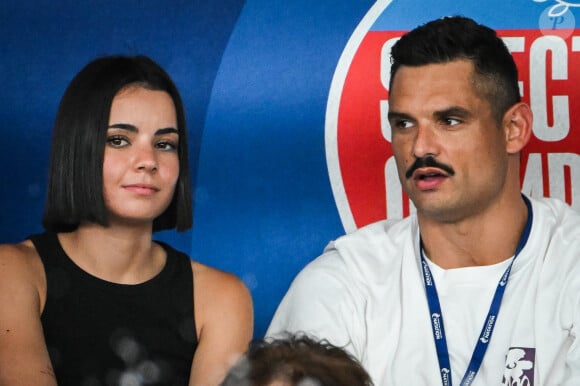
[[42, 55, 192, 232], [221, 334, 373, 386], [390, 16, 521, 123]]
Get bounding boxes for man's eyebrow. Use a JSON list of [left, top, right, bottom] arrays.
[[107, 124, 178, 136], [433, 107, 472, 120], [387, 111, 413, 121]]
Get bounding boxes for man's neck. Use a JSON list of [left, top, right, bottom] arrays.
[[418, 197, 529, 269]]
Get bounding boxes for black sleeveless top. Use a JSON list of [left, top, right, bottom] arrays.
[[30, 232, 198, 386]]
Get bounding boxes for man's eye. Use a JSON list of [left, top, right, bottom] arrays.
[[443, 118, 461, 126], [394, 120, 413, 129], [107, 136, 129, 147]]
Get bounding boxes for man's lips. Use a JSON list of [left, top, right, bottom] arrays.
[[405, 156, 455, 180], [411, 167, 450, 180], [404, 156, 454, 191], [412, 168, 449, 191]]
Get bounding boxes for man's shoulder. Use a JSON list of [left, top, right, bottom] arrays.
[[529, 196, 580, 234], [328, 216, 416, 254], [525, 196, 580, 274], [301, 216, 417, 281]]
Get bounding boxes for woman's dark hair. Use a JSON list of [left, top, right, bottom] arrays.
[[390, 16, 521, 124], [42, 55, 192, 232], [221, 334, 374, 386]]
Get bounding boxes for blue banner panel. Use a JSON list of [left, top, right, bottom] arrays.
[[2, 0, 578, 339]]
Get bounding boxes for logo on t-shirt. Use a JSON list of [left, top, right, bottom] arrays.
[[503, 347, 535, 385]]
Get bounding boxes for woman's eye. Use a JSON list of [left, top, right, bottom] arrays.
[[107, 136, 129, 147], [156, 141, 177, 151]]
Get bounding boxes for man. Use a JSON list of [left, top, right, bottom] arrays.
[[267, 16, 580, 386]]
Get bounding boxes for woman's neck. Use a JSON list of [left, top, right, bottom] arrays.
[[57, 222, 165, 284]]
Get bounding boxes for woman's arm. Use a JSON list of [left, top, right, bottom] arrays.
[[0, 243, 57, 386], [188, 262, 253, 386]]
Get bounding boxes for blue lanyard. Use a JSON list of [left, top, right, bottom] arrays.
[[420, 196, 533, 386]]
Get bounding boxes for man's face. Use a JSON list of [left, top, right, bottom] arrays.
[[388, 60, 510, 223]]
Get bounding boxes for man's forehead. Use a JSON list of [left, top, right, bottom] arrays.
[[391, 60, 476, 84], [389, 61, 480, 103]]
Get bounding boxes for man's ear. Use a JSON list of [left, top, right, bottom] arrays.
[[503, 102, 533, 154]]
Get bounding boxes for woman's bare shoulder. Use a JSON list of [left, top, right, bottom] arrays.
[[188, 260, 253, 386], [190, 260, 250, 298], [0, 240, 45, 291], [190, 260, 253, 323], [0, 240, 55, 386], [0, 240, 41, 267]]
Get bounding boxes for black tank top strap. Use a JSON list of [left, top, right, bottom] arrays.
[[30, 231, 198, 386], [29, 231, 61, 266]]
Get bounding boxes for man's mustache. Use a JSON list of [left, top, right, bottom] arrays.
[[405, 156, 455, 179]]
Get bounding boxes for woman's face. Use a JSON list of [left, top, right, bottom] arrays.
[[102, 86, 180, 227]]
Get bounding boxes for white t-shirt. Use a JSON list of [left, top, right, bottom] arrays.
[[267, 196, 580, 386]]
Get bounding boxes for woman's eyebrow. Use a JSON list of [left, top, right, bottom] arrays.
[[156, 127, 178, 136], [108, 123, 137, 132], [107, 124, 178, 136]]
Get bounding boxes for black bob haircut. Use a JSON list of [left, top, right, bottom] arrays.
[[389, 16, 521, 124], [42, 55, 193, 232]]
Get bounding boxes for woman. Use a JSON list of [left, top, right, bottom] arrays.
[[0, 55, 253, 386]]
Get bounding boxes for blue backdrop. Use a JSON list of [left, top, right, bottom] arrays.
[[2, 0, 578, 337]]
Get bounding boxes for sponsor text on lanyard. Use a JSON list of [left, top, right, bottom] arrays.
[[420, 196, 533, 386]]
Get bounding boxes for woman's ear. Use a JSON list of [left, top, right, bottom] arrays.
[[503, 102, 533, 154]]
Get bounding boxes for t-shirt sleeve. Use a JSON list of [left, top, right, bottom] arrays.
[[563, 278, 580, 385], [265, 249, 367, 361]]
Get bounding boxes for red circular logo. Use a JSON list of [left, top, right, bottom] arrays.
[[326, 4, 580, 232]]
